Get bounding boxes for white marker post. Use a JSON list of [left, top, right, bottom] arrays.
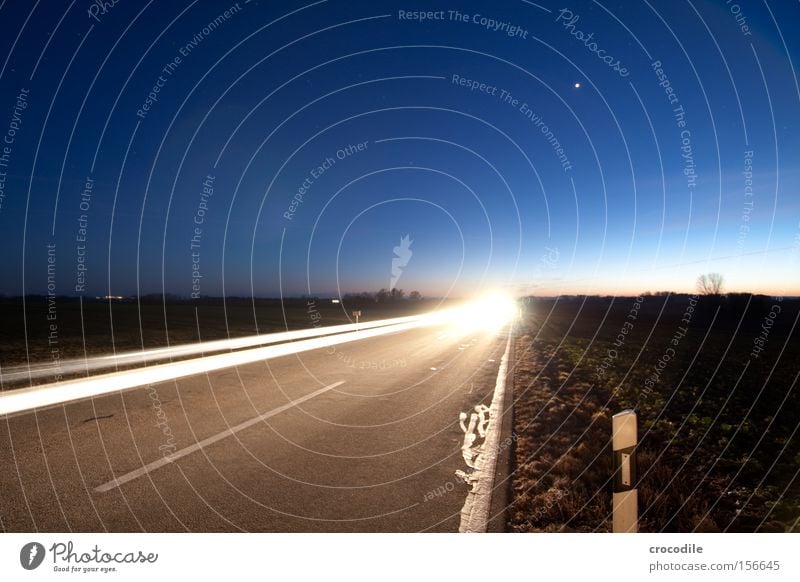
[[612, 409, 638, 533], [353, 310, 361, 327]]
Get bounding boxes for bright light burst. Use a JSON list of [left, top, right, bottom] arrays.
[[442, 291, 520, 333]]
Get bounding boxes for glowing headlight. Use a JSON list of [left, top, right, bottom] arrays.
[[446, 291, 519, 333]]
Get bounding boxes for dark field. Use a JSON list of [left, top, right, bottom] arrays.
[[509, 294, 800, 533]]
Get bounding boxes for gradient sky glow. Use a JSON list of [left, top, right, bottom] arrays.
[[0, 0, 798, 298]]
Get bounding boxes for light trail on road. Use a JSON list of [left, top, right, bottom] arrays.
[[0, 293, 519, 417], [0, 317, 430, 417], [0, 313, 429, 385]]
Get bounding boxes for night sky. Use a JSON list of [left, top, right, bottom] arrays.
[[0, 0, 798, 299]]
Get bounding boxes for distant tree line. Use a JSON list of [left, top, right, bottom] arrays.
[[638, 273, 725, 298], [342, 289, 422, 303]]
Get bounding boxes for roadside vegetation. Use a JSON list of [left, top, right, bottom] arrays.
[[509, 294, 799, 532]]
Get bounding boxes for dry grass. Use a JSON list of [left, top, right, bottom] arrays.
[[508, 296, 800, 533], [509, 334, 613, 532]]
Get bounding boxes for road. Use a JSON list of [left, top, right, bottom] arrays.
[[0, 321, 511, 532]]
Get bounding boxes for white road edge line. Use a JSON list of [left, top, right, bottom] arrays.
[[95, 380, 345, 493], [458, 327, 512, 533]]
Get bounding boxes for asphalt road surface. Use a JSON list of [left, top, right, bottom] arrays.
[[0, 322, 510, 532]]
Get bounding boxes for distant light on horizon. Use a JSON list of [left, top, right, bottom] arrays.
[[445, 291, 519, 333]]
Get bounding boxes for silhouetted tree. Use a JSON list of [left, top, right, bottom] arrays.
[[409, 290, 422, 301], [696, 273, 724, 295]]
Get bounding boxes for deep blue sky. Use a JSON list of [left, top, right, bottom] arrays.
[[0, 0, 798, 298]]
